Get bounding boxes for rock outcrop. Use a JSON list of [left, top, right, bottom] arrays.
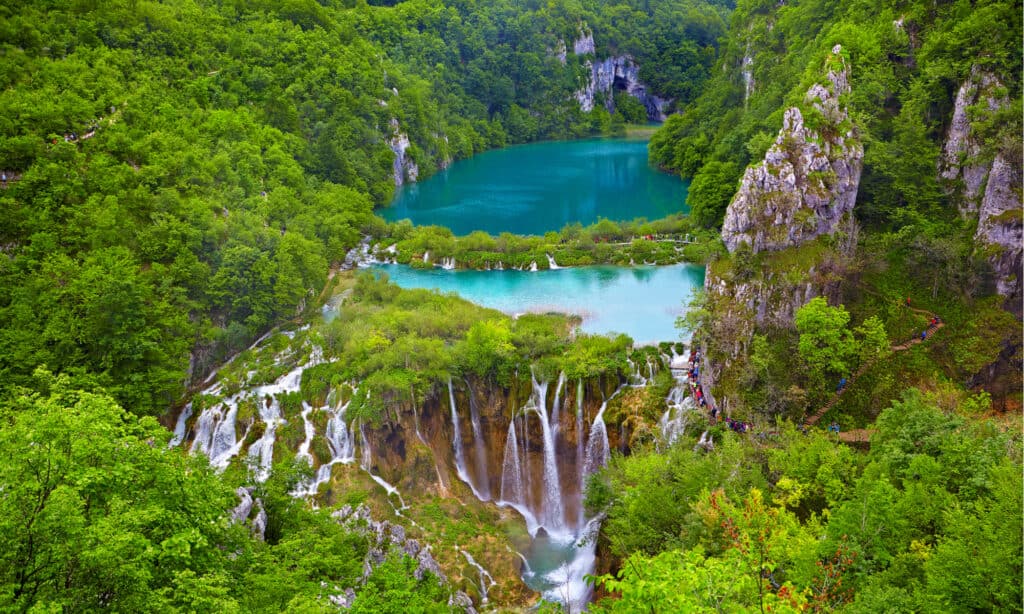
[[389, 118, 419, 187], [721, 45, 862, 254], [330, 504, 477, 613], [575, 56, 670, 121], [571, 23, 669, 121], [938, 67, 1021, 313], [938, 69, 1009, 215], [976, 152, 1022, 310]]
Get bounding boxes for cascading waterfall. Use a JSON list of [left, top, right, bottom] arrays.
[[294, 395, 357, 497], [169, 402, 192, 448], [582, 401, 610, 484], [574, 379, 585, 527], [545, 253, 562, 269], [296, 402, 315, 463], [465, 380, 491, 501], [551, 372, 566, 437], [246, 396, 282, 482], [499, 419, 523, 505], [530, 375, 564, 532], [660, 382, 694, 447], [449, 379, 488, 501]]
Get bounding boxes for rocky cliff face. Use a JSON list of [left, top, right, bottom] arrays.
[[575, 56, 671, 121], [389, 118, 419, 187], [571, 25, 670, 121], [938, 69, 1009, 215], [938, 68, 1021, 314], [976, 152, 1022, 311], [721, 45, 862, 255]]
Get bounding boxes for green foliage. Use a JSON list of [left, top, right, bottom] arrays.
[[595, 389, 1022, 612], [686, 160, 741, 228], [0, 369, 242, 611], [795, 297, 858, 387]]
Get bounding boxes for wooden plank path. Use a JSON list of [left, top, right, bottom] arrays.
[[804, 305, 944, 430]]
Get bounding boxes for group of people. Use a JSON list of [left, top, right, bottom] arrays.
[[725, 417, 751, 433], [686, 345, 721, 422]]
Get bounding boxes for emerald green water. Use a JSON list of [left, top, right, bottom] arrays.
[[382, 137, 689, 235]]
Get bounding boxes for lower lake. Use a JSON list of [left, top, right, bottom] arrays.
[[371, 263, 705, 344]]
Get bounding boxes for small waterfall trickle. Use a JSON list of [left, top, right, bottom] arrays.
[[465, 380, 491, 500], [459, 549, 496, 604], [359, 420, 407, 510], [422, 250, 430, 263], [449, 379, 487, 501], [296, 402, 315, 464], [529, 261, 538, 272], [545, 253, 562, 269]]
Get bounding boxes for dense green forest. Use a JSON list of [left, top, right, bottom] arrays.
[[0, 0, 1020, 611]]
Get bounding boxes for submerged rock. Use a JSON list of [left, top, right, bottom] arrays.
[[721, 45, 862, 255]]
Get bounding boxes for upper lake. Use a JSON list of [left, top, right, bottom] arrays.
[[381, 137, 689, 235]]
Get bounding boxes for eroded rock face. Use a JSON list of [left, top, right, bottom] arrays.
[[721, 45, 862, 254], [939, 69, 1008, 215], [938, 67, 1021, 314], [575, 55, 670, 121], [389, 118, 419, 187], [976, 152, 1023, 310]]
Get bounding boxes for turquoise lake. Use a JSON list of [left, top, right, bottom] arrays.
[[372, 263, 705, 344], [381, 137, 689, 235]]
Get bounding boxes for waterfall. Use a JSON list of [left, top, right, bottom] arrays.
[[500, 419, 523, 504], [521, 411, 532, 511], [169, 402, 192, 448], [496, 261, 504, 270], [582, 401, 609, 482], [660, 388, 694, 448], [191, 395, 246, 469], [466, 380, 491, 500], [575, 379, 585, 527], [294, 395, 357, 497], [440, 256, 455, 270], [529, 261, 538, 272], [247, 396, 282, 482], [530, 375, 564, 533], [551, 371, 566, 436], [545, 253, 562, 269], [359, 421, 407, 510], [422, 250, 430, 263], [626, 357, 648, 386], [448, 379, 487, 501], [460, 549, 496, 604], [296, 402, 315, 464], [647, 358, 655, 383]]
